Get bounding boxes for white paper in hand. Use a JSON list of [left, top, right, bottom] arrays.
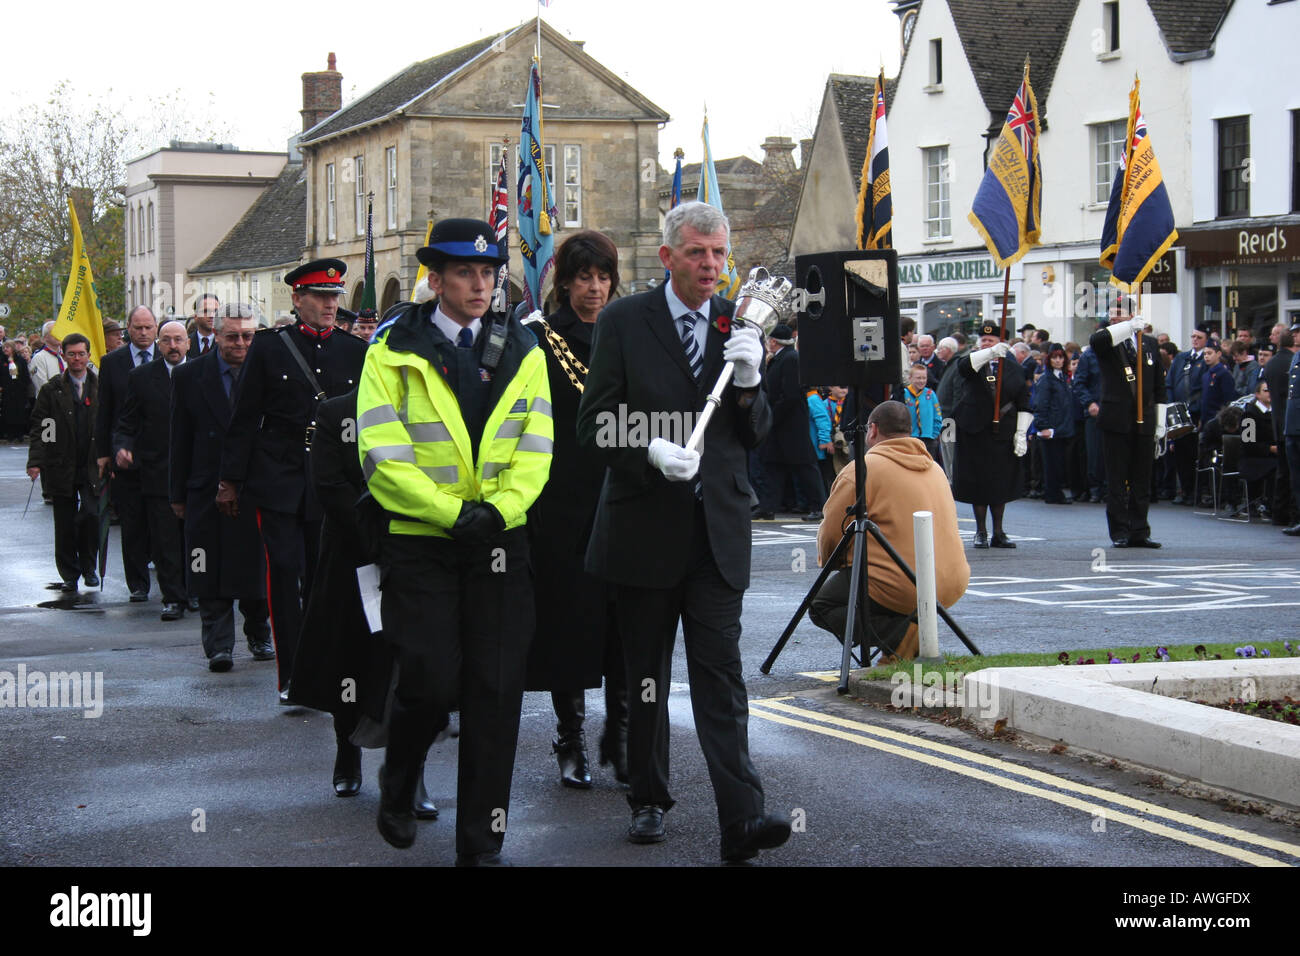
[[356, 563, 383, 633]]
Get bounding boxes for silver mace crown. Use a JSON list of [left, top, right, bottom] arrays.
[[684, 266, 793, 455]]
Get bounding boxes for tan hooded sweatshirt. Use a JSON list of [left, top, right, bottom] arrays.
[[817, 436, 970, 615]]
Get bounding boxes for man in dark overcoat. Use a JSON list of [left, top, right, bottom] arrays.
[[170, 306, 271, 671]]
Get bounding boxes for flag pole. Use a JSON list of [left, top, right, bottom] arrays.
[[993, 267, 1010, 425], [1135, 287, 1144, 424]]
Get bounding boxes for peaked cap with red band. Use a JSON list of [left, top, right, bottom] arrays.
[[285, 258, 347, 294]]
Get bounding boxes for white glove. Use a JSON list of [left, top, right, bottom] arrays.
[[969, 341, 1010, 371], [723, 325, 763, 388], [1155, 403, 1168, 441], [647, 437, 700, 482], [992, 341, 1011, 359], [1107, 317, 1147, 345], [1013, 411, 1032, 457]]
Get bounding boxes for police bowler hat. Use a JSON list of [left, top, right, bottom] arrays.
[[416, 219, 507, 268]]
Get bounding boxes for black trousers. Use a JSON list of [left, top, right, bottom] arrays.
[[1273, 439, 1293, 524], [552, 606, 628, 738], [614, 505, 764, 830], [144, 496, 186, 603], [111, 472, 151, 594], [379, 528, 533, 859], [1102, 429, 1155, 542], [759, 460, 825, 514], [52, 484, 98, 584], [1173, 430, 1199, 499], [809, 568, 913, 655], [255, 508, 321, 691], [199, 598, 270, 658], [1040, 437, 1067, 502]]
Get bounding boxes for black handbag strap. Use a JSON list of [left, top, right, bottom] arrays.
[[277, 328, 326, 400]]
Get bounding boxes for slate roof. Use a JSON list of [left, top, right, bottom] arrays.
[[1146, 0, 1232, 56], [946, 0, 1078, 130], [300, 34, 504, 143], [829, 74, 896, 194], [191, 163, 305, 274], [676, 156, 766, 179]]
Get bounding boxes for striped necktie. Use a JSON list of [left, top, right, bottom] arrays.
[[680, 312, 703, 380]]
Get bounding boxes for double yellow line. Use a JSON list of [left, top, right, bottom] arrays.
[[748, 697, 1298, 867]]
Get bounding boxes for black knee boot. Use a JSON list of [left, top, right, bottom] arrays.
[[377, 702, 429, 848], [551, 690, 591, 789], [332, 711, 361, 798]]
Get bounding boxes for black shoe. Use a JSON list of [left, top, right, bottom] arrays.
[[208, 651, 233, 673], [628, 805, 666, 844], [59, 581, 78, 592], [129, 590, 148, 603], [1284, 523, 1300, 536], [599, 732, 629, 786], [83, 571, 100, 588], [333, 737, 362, 798], [721, 813, 792, 863], [455, 851, 508, 867], [990, 532, 1016, 549], [376, 764, 417, 849], [160, 602, 183, 621], [1112, 538, 1130, 548], [278, 687, 292, 706], [187, 597, 200, 613], [751, 510, 775, 521], [248, 640, 275, 661], [413, 765, 439, 820], [800, 512, 823, 522], [1129, 538, 1162, 548], [553, 732, 592, 789], [972, 531, 988, 549]]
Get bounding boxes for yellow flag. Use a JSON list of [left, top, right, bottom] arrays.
[[413, 219, 435, 289], [53, 197, 106, 364]]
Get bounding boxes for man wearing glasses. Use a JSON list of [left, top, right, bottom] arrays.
[[1166, 326, 1209, 505], [170, 304, 272, 672]]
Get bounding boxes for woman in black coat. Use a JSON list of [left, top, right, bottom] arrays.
[[524, 230, 628, 788], [1031, 345, 1076, 504], [1, 341, 33, 440]]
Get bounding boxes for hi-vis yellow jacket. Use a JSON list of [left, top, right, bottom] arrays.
[[357, 305, 553, 537]]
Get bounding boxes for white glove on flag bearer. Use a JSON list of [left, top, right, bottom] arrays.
[[647, 437, 700, 482], [1013, 411, 1033, 457]]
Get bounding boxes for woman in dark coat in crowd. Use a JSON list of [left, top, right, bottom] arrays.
[[524, 230, 628, 788], [1031, 344, 1076, 504], [1, 340, 33, 440], [290, 389, 437, 819]]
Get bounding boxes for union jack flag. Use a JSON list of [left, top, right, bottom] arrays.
[[489, 147, 509, 243], [1006, 81, 1036, 157]]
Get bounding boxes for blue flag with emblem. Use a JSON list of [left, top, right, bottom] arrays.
[[695, 115, 741, 300], [968, 60, 1042, 268], [517, 58, 557, 313]]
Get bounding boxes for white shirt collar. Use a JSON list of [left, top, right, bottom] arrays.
[[663, 280, 711, 325], [431, 306, 481, 346], [1256, 400, 1270, 414]]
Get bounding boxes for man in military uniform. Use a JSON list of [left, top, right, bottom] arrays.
[[1089, 312, 1167, 548], [217, 259, 367, 699], [357, 219, 552, 864]]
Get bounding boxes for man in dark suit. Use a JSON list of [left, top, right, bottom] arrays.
[[26, 334, 99, 591], [95, 305, 158, 601], [1089, 312, 1167, 548], [1262, 328, 1296, 525], [218, 260, 367, 700], [755, 323, 823, 520], [1166, 326, 1208, 503], [114, 319, 190, 619], [188, 293, 220, 359], [576, 200, 791, 863], [916, 334, 946, 389], [170, 305, 272, 671]]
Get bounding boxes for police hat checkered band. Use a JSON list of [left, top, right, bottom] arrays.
[[429, 240, 502, 260]]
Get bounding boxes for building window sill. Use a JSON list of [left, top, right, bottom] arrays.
[[922, 237, 953, 246], [1096, 51, 1122, 62], [1085, 202, 1109, 212], [923, 84, 944, 95]]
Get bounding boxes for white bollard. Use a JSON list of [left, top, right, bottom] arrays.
[[912, 510, 941, 661]]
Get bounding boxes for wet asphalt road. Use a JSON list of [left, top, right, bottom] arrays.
[[2, 441, 1298, 870]]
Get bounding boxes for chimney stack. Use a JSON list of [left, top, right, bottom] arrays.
[[760, 136, 796, 177], [800, 138, 814, 169], [301, 53, 342, 133]]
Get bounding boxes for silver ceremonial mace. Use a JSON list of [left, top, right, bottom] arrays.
[[684, 267, 793, 454]]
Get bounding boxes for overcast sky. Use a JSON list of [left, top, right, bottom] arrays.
[[5, 0, 900, 170]]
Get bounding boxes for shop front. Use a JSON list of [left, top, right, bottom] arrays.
[[1181, 219, 1300, 340], [898, 251, 1016, 342]]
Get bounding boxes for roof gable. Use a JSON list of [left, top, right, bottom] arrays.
[[1146, 0, 1232, 57], [945, 0, 1078, 130], [191, 163, 306, 273], [829, 74, 896, 194]]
